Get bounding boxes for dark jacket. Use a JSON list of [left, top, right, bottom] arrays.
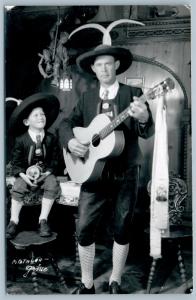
[[11, 131, 59, 177], [58, 82, 154, 171]]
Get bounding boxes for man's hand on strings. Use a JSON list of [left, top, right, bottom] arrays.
[[68, 138, 89, 158]]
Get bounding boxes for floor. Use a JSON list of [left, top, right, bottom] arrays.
[[5, 196, 193, 295], [6, 233, 193, 295]]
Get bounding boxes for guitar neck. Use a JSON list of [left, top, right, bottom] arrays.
[[100, 93, 147, 139], [99, 77, 174, 140]]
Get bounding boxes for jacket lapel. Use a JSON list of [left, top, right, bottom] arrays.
[[28, 145, 35, 165]]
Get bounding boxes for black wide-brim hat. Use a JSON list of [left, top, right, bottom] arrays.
[[76, 44, 133, 75], [9, 93, 60, 136]]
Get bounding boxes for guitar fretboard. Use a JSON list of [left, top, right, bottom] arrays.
[[99, 77, 174, 140], [99, 94, 147, 139]]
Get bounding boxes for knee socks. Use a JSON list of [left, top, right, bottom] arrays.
[[39, 198, 55, 222], [10, 198, 23, 224], [109, 241, 129, 285], [78, 243, 95, 289]]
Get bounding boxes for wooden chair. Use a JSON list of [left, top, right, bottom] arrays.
[[9, 231, 68, 294], [146, 175, 192, 293]]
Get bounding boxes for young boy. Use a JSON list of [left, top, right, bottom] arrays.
[[6, 93, 60, 239]]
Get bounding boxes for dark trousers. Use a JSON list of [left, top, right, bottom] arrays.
[[77, 166, 140, 246]]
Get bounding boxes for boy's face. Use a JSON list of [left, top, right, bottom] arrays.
[[23, 107, 46, 131]]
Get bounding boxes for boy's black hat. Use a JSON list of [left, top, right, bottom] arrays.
[[9, 93, 60, 136]]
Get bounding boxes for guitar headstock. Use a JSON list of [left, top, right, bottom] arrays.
[[147, 78, 175, 100]]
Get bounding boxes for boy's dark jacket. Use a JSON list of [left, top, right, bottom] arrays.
[[11, 131, 59, 177]]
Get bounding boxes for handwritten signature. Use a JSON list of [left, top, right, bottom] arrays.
[[12, 257, 48, 278]]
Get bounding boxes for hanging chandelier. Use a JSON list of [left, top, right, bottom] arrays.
[[38, 7, 72, 91]]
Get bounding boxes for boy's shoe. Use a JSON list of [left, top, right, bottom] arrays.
[[39, 219, 51, 237], [72, 283, 95, 294], [6, 221, 18, 239]]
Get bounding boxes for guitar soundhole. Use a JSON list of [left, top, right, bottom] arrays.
[[92, 134, 100, 147]]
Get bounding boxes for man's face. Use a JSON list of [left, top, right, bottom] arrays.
[[91, 55, 120, 86], [23, 107, 46, 131]]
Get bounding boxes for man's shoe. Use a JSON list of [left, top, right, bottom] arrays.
[[109, 281, 121, 294], [39, 219, 51, 237], [6, 221, 18, 239], [72, 283, 95, 294]]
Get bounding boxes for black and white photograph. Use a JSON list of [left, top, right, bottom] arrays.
[[4, 4, 192, 295]]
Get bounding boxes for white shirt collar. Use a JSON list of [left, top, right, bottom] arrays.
[[100, 80, 119, 100], [28, 129, 45, 143]]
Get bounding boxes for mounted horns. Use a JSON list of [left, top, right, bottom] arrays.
[[69, 19, 145, 45]]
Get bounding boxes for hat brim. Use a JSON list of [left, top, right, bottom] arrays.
[[76, 46, 133, 75], [9, 93, 60, 136]]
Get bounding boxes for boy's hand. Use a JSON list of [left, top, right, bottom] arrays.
[[19, 172, 38, 187], [36, 171, 51, 184]]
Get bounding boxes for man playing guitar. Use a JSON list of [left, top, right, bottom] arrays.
[[58, 43, 154, 294]]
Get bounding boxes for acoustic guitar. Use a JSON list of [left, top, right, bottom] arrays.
[[63, 78, 175, 183]]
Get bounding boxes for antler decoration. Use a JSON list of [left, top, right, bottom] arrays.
[[69, 19, 145, 45]]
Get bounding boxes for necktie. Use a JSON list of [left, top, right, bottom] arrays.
[[102, 89, 109, 100], [35, 134, 42, 156]]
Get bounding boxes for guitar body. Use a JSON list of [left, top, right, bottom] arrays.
[[63, 114, 125, 183]]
